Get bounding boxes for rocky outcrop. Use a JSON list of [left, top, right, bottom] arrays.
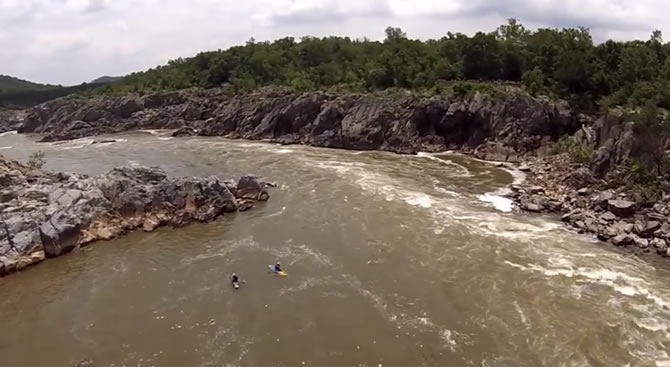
[[17, 88, 583, 155], [0, 108, 24, 133], [509, 155, 670, 260], [0, 155, 271, 277]]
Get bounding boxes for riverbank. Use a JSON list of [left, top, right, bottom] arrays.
[[0, 154, 271, 277], [507, 155, 670, 261], [5, 87, 670, 261]]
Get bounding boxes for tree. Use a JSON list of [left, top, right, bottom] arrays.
[[522, 67, 546, 96]]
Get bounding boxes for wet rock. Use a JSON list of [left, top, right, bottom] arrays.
[[236, 176, 270, 201], [607, 200, 636, 218], [521, 202, 543, 213], [172, 127, 199, 137], [518, 164, 531, 172], [611, 234, 633, 247], [91, 139, 118, 145], [633, 237, 649, 249], [237, 200, 254, 212], [635, 220, 661, 238], [652, 238, 667, 249]]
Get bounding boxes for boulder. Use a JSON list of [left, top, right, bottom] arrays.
[[39, 211, 82, 257], [611, 234, 633, 247], [236, 176, 270, 201], [595, 190, 615, 208], [577, 188, 590, 196], [651, 238, 667, 249], [635, 220, 661, 238], [600, 212, 617, 222], [172, 127, 199, 137], [633, 237, 649, 249], [607, 200, 636, 218]]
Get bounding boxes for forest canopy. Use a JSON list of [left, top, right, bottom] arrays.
[[11, 20, 670, 111]]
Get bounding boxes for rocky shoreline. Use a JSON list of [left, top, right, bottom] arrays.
[[508, 156, 670, 261], [0, 155, 271, 277], [3, 87, 670, 261]]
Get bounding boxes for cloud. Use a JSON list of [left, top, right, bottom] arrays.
[[254, 0, 393, 26], [0, 0, 667, 85]]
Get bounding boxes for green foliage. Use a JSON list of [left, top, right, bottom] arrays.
[[521, 67, 546, 96], [4, 19, 654, 113], [451, 81, 496, 98], [27, 151, 46, 170], [628, 162, 663, 204], [552, 136, 594, 163]]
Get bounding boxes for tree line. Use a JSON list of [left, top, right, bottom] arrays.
[[100, 19, 670, 112]]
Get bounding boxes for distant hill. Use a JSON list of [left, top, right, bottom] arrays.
[[0, 74, 121, 108], [91, 75, 123, 84], [0, 75, 58, 94]]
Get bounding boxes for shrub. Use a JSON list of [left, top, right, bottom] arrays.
[[27, 150, 46, 170]]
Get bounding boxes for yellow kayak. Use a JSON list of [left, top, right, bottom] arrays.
[[269, 265, 288, 276]]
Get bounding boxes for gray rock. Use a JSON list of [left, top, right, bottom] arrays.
[[577, 188, 590, 196], [635, 220, 661, 238], [607, 200, 636, 218], [612, 222, 635, 235], [39, 211, 82, 257], [523, 202, 543, 212], [633, 237, 649, 249], [518, 164, 531, 172], [236, 176, 270, 201], [651, 238, 667, 249], [595, 190, 615, 208], [600, 212, 617, 222], [612, 234, 633, 247]]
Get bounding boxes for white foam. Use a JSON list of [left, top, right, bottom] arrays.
[[157, 137, 174, 141], [478, 193, 515, 213], [138, 129, 164, 135], [275, 148, 294, 154], [267, 206, 287, 218], [405, 193, 436, 208], [416, 152, 474, 177], [0, 130, 17, 137], [0, 146, 12, 150]]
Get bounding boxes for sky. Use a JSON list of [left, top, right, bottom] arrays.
[[0, 0, 667, 85]]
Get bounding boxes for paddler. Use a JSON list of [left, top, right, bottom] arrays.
[[231, 273, 240, 284], [274, 263, 282, 273]]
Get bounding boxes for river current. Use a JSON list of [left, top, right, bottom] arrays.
[[1, 130, 669, 367]]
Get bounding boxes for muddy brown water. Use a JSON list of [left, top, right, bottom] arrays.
[[1, 130, 670, 367]]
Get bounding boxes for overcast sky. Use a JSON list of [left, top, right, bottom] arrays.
[[0, 0, 667, 85]]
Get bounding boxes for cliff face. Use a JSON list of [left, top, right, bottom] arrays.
[[0, 155, 271, 277], [17, 89, 583, 158]]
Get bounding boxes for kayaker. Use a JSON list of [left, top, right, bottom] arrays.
[[231, 273, 239, 283], [274, 263, 282, 273]]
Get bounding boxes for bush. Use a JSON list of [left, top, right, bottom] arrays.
[[521, 66, 546, 96], [27, 150, 46, 170], [551, 136, 594, 163], [451, 81, 496, 98], [628, 161, 663, 204]]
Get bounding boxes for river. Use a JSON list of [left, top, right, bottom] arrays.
[[1, 130, 669, 367]]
